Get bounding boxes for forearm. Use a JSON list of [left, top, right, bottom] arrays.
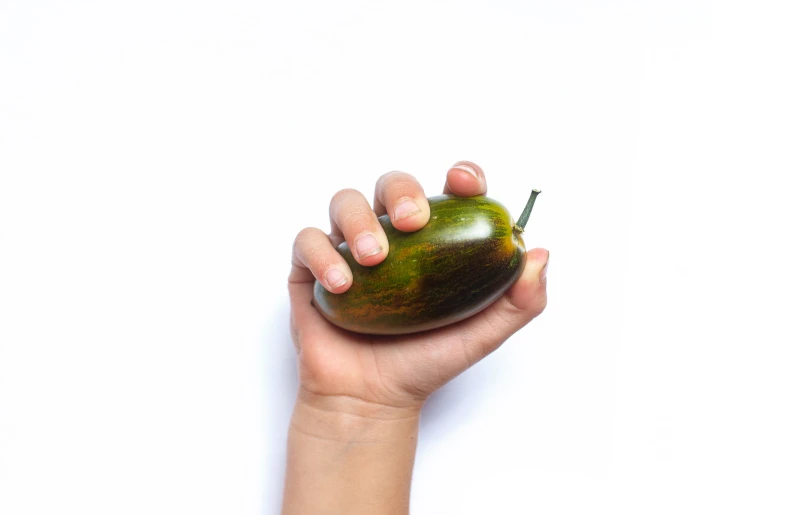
[[282, 389, 422, 515]]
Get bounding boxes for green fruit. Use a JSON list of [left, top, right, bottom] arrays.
[[312, 190, 541, 335]]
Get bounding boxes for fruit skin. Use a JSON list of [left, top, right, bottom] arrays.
[[312, 194, 527, 335]]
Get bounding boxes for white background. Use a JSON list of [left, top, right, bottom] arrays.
[[1, 1, 793, 514]]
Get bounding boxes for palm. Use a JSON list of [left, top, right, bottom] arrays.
[[295, 303, 476, 407]]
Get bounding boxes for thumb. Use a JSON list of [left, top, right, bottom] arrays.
[[458, 248, 549, 362], [504, 247, 549, 319]]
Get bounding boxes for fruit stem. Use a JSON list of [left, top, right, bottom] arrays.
[[514, 189, 541, 233]]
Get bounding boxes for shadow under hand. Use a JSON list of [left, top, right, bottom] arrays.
[[264, 301, 299, 514], [418, 360, 496, 441]]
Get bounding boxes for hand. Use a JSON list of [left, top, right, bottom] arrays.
[[288, 161, 549, 415], [283, 161, 548, 514]]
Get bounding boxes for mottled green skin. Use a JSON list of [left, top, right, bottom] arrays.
[[313, 195, 527, 335]]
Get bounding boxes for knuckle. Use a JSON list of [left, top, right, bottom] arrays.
[[340, 206, 373, 229], [505, 290, 547, 324], [294, 227, 317, 247], [330, 188, 359, 206], [531, 295, 548, 318], [376, 170, 405, 189], [330, 189, 370, 224], [378, 173, 422, 201], [293, 227, 327, 264], [391, 180, 420, 199], [304, 243, 334, 268]]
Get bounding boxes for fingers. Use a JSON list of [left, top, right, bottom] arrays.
[[443, 160, 488, 197], [459, 248, 549, 363], [290, 161, 491, 301], [290, 227, 353, 294], [329, 188, 389, 266], [373, 171, 431, 232]]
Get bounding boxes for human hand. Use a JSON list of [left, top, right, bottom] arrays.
[[288, 161, 549, 416]]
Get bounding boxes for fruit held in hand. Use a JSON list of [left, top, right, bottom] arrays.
[[313, 191, 541, 335]]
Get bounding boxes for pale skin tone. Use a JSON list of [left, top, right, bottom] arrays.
[[284, 161, 549, 515]]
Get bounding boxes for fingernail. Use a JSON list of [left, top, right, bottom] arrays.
[[452, 164, 479, 180], [355, 233, 382, 259], [540, 252, 549, 282], [393, 197, 420, 221], [325, 268, 347, 289]]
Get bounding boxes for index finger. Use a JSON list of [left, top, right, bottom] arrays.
[[289, 227, 353, 293]]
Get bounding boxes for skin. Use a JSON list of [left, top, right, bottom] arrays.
[[284, 161, 549, 515]]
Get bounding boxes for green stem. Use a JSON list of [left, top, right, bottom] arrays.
[[514, 189, 541, 233]]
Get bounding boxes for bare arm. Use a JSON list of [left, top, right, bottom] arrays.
[[283, 390, 420, 515]]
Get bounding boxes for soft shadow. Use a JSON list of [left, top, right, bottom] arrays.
[[264, 301, 299, 514], [418, 360, 497, 441]]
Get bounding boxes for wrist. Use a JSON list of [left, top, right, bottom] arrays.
[[290, 387, 422, 443], [284, 388, 421, 515]]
